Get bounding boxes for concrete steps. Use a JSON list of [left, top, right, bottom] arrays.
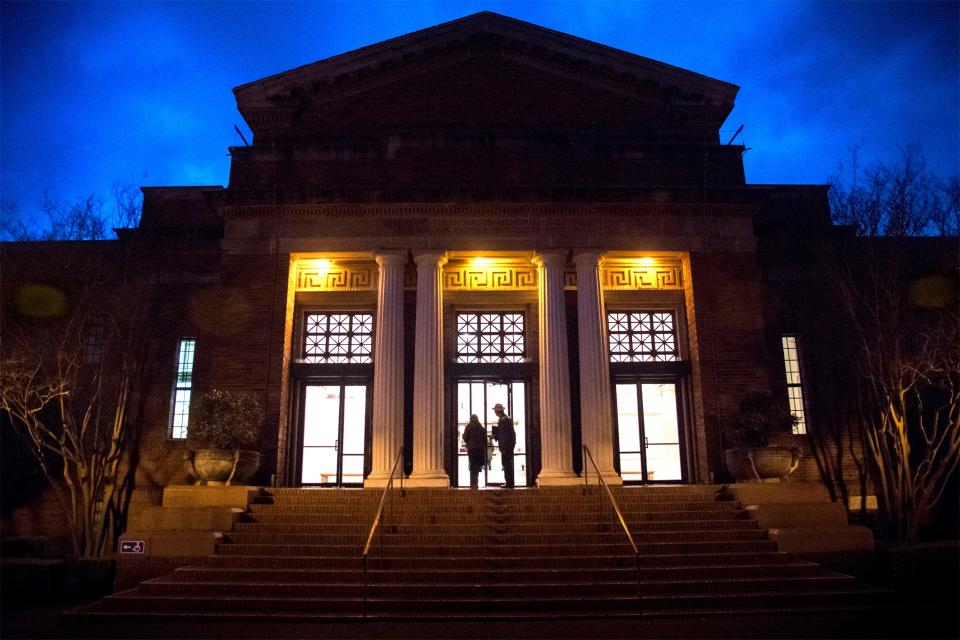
[[65, 485, 892, 630]]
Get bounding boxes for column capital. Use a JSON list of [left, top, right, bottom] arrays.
[[413, 251, 448, 268], [375, 251, 408, 268], [532, 252, 567, 268], [573, 251, 607, 269]]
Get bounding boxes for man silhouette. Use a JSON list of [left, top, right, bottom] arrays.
[[491, 403, 516, 488]]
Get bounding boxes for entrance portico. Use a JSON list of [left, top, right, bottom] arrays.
[[280, 247, 699, 489]]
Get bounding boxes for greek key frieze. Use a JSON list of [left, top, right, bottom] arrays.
[[444, 266, 538, 291], [601, 265, 683, 290], [295, 265, 376, 291]]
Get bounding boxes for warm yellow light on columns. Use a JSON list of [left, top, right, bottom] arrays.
[[408, 252, 450, 488], [574, 252, 621, 485], [365, 252, 406, 488], [533, 252, 579, 486]]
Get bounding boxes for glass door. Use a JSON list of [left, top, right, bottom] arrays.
[[301, 384, 367, 486], [455, 380, 527, 488], [614, 381, 684, 483]]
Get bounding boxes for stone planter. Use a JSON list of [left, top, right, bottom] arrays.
[[723, 446, 800, 483], [186, 449, 260, 486]]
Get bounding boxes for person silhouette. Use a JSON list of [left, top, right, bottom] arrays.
[[462, 413, 486, 489], [491, 403, 516, 488]]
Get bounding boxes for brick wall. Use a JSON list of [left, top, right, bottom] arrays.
[[687, 250, 775, 480]]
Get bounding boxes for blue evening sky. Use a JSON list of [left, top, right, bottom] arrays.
[[2, 1, 957, 224]]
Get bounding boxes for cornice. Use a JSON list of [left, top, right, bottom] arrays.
[[217, 202, 757, 220]]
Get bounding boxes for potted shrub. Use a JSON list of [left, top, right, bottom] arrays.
[[722, 392, 801, 483], [184, 389, 264, 486]]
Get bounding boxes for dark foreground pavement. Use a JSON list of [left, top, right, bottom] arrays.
[[1, 603, 953, 640]]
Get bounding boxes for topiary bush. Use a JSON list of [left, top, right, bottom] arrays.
[[187, 389, 263, 451]]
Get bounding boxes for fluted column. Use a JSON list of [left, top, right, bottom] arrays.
[[408, 252, 450, 487], [534, 252, 578, 485], [574, 252, 622, 485], [365, 252, 406, 488]]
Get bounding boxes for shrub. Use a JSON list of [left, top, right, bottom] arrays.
[[187, 389, 263, 451], [724, 392, 798, 448]]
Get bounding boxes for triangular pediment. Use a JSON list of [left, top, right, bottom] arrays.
[[234, 12, 738, 136]]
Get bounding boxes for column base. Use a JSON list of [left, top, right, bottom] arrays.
[[536, 471, 582, 487], [583, 470, 623, 486], [404, 473, 450, 488], [363, 474, 403, 489]]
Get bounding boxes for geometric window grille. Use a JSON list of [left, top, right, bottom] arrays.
[[169, 338, 196, 440], [781, 335, 807, 435], [456, 312, 525, 363], [303, 313, 373, 364], [607, 312, 679, 363]]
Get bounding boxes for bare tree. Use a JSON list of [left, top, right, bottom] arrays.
[[0, 180, 142, 242], [830, 144, 959, 237], [1, 193, 148, 559], [1, 313, 134, 558], [826, 145, 960, 542], [837, 241, 959, 542]]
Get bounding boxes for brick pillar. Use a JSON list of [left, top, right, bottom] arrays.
[[408, 252, 450, 487], [574, 252, 621, 485], [365, 252, 406, 487], [534, 252, 579, 486]]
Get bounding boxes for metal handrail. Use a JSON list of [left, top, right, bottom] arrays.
[[582, 445, 642, 605], [582, 445, 638, 555], [361, 446, 404, 617]]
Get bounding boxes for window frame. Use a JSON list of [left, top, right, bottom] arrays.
[[300, 311, 375, 365], [780, 334, 808, 435], [168, 338, 197, 440], [455, 311, 527, 364], [606, 310, 681, 364]]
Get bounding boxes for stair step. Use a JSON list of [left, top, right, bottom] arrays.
[[195, 550, 800, 570], [223, 529, 765, 546], [234, 518, 757, 534], [246, 501, 737, 514], [215, 540, 777, 557], [138, 574, 857, 599], [246, 509, 746, 524], [80, 485, 888, 628], [94, 586, 890, 616], [168, 561, 827, 585]]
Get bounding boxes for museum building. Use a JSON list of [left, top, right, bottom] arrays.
[[7, 12, 840, 494]]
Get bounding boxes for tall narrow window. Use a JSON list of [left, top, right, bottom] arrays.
[[169, 339, 196, 439], [82, 315, 108, 364], [781, 335, 807, 434]]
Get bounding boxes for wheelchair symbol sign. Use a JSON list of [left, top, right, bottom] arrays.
[[120, 540, 145, 554]]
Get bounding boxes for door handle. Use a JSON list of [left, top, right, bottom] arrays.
[[644, 437, 649, 449], [334, 439, 339, 450]]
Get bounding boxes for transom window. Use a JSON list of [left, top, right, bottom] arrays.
[[303, 313, 373, 364], [456, 312, 525, 363], [607, 312, 678, 362]]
